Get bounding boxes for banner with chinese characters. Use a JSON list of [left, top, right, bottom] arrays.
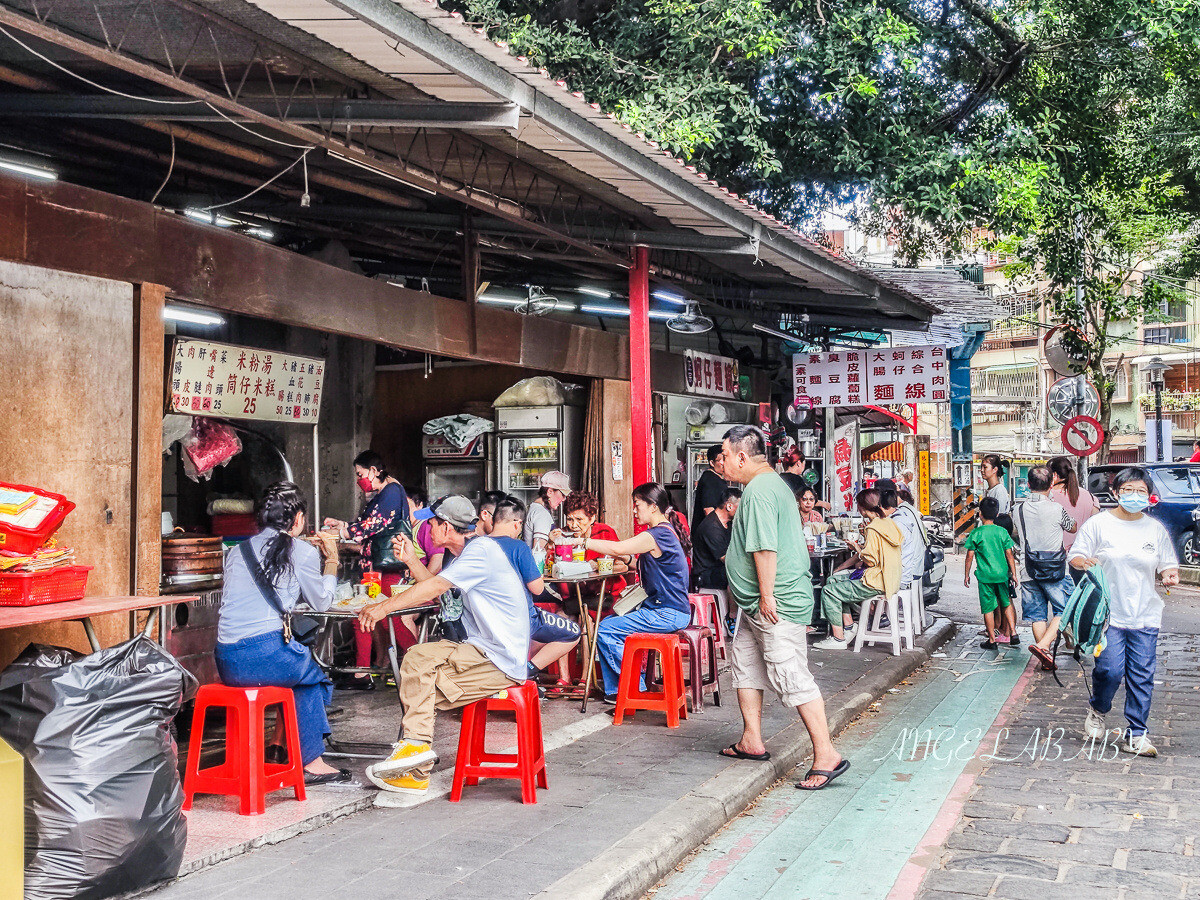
[[793, 344, 949, 408], [683, 350, 740, 400], [168, 339, 325, 424], [791, 349, 866, 408], [830, 421, 860, 515]]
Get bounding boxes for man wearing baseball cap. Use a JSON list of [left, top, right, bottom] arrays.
[[357, 495, 531, 797], [524, 470, 570, 555]]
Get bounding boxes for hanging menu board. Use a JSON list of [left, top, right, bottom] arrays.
[[792, 344, 949, 408], [168, 339, 325, 424]]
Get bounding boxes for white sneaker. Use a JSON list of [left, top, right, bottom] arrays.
[[814, 635, 851, 650], [1083, 707, 1106, 741], [845, 624, 858, 639], [1120, 733, 1158, 757]]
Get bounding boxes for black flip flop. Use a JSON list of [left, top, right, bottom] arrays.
[[796, 758, 850, 790], [720, 744, 771, 761], [304, 768, 352, 786]]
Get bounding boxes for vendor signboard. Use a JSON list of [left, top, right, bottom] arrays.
[[168, 339, 325, 424], [793, 344, 949, 408], [684, 349, 739, 400]]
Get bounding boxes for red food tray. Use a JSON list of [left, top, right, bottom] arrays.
[[0, 565, 93, 607], [0, 482, 75, 556]]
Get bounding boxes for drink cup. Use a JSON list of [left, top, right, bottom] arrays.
[[597, 557, 614, 575]]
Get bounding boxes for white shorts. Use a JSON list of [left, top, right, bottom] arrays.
[[730, 611, 823, 708]]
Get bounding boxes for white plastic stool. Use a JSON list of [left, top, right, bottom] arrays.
[[853, 592, 914, 656], [907, 582, 926, 636]]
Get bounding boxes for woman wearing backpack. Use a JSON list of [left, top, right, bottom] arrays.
[[1069, 467, 1179, 758]]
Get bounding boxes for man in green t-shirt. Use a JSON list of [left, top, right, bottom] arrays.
[[719, 425, 848, 792], [963, 495, 1019, 649]]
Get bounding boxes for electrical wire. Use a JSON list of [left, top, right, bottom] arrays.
[[149, 131, 175, 204], [202, 101, 315, 150], [1008, 315, 1200, 354], [0, 24, 202, 105], [201, 148, 310, 211]]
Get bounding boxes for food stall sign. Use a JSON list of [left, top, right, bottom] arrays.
[[168, 339, 324, 424], [684, 350, 740, 400], [831, 421, 860, 515], [793, 344, 949, 408]]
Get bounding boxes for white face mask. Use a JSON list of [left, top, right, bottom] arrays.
[[1117, 493, 1150, 513]]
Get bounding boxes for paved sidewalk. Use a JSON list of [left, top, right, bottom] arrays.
[[913, 631, 1200, 900], [145, 617, 953, 900]]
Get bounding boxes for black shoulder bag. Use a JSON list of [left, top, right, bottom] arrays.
[[238, 540, 322, 646], [1017, 504, 1067, 582]]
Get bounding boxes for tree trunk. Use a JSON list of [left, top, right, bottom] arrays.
[[1094, 359, 1115, 465]]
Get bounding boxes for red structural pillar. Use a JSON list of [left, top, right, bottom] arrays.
[[629, 246, 652, 486]]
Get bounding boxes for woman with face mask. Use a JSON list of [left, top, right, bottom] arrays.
[[1068, 467, 1180, 757], [322, 451, 411, 688]]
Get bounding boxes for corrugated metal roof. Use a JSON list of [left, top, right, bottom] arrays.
[[240, 0, 941, 315]]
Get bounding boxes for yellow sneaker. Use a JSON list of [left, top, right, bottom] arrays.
[[366, 767, 429, 795], [371, 739, 437, 779]]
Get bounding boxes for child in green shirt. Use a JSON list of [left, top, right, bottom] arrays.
[[964, 496, 1019, 650]]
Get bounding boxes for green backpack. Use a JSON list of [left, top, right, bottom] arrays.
[[1051, 567, 1111, 686]]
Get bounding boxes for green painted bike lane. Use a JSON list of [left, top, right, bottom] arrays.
[[651, 639, 1030, 900]]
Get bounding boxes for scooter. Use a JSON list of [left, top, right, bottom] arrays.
[[922, 543, 946, 606]]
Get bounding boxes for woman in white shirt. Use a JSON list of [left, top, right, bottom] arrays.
[[980, 455, 1011, 514], [1069, 467, 1179, 757]]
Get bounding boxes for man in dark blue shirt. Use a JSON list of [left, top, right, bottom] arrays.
[[486, 497, 580, 683]]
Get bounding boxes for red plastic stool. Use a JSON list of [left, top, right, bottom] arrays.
[[182, 684, 306, 816], [676, 626, 720, 711], [689, 593, 728, 662], [450, 681, 547, 804], [613, 633, 688, 727]]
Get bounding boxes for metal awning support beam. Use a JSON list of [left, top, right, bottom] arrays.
[[0, 94, 521, 129], [0, 6, 630, 270], [240, 203, 759, 253]]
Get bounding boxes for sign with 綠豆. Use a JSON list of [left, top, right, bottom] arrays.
[[684, 350, 739, 400], [793, 344, 949, 408], [168, 339, 325, 424], [792, 350, 867, 409]]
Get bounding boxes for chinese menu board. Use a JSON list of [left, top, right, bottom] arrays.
[[684, 349, 740, 400], [168, 339, 325, 424], [792, 344, 949, 408]]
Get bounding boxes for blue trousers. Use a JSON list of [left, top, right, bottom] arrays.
[[595, 604, 691, 696], [215, 632, 334, 765], [1090, 626, 1158, 738]]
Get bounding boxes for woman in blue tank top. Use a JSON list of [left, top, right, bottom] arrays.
[[577, 483, 693, 701]]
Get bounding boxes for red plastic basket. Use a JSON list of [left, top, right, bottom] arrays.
[[0, 482, 76, 556], [0, 565, 93, 607]]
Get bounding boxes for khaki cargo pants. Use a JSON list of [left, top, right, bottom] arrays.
[[399, 640, 517, 778]]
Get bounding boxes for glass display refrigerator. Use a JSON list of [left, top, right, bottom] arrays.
[[494, 405, 585, 505], [422, 432, 491, 502]]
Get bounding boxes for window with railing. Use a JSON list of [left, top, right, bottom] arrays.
[[972, 365, 1038, 399]]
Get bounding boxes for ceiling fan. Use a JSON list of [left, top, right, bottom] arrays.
[[515, 285, 559, 316], [666, 302, 714, 334]]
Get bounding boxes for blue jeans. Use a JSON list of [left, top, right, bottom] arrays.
[[595, 604, 692, 696], [1091, 626, 1159, 738], [215, 632, 334, 765], [1020, 575, 1072, 622]]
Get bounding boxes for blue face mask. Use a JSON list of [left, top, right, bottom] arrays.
[[1117, 493, 1150, 513]]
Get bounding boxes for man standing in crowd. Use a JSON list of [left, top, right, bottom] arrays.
[[718, 425, 848, 790], [692, 488, 741, 590], [692, 445, 730, 534], [357, 495, 530, 798], [1014, 466, 1076, 649]]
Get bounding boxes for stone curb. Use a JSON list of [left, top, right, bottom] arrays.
[[534, 616, 958, 900]]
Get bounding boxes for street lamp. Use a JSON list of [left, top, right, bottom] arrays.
[[1145, 356, 1173, 461]]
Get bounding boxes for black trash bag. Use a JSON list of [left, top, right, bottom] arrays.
[[0, 636, 199, 900]]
